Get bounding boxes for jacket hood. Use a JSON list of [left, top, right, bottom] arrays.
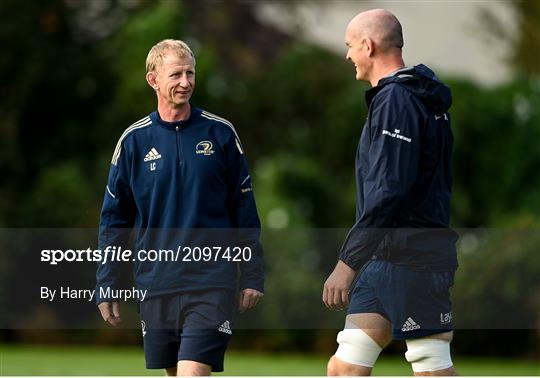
[[366, 64, 452, 114]]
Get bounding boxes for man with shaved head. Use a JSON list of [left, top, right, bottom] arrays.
[[323, 9, 458, 376]]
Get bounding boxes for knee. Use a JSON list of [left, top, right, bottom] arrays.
[[334, 328, 383, 367], [327, 356, 370, 376], [164, 367, 177, 376], [328, 327, 383, 376], [405, 336, 454, 374], [327, 356, 340, 376]]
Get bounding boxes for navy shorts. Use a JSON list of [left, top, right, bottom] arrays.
[[139, 289, 235, 372], [348, 259, 455, 340]]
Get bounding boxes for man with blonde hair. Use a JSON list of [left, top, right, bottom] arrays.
[[96, 39, 264, 376], [323, 10, 458, 376]]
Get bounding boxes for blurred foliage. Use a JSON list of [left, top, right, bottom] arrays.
[[480, 0, 540, 76], [450, 78, 540, 226], [454, 229, 540, 331], [0, 0, 539, 357]]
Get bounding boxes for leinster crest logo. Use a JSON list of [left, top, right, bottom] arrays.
[[196, 140, 215, 156]]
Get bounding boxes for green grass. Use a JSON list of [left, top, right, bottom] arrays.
[[0, 344, 538, 376]]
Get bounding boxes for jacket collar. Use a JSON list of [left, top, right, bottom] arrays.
[[364, 66, 414, 108], [152, 105, 201, 130]]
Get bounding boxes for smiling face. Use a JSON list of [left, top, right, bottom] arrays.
[[345, 26, 371, 82], [148, 52, 195, 109]]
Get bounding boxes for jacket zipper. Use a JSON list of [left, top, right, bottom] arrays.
[[175, 126, 184, 166]]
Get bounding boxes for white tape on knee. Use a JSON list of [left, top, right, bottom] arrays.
[[334, 327, 382, 368], [405, 338, 453, 373]]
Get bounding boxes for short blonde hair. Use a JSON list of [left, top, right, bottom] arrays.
[[146, 39, 195, 73]]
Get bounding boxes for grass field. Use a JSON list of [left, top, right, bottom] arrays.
[[0, 344, 538, 376]]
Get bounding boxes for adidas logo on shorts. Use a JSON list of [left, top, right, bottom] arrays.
[[218, 320, 232, 335], [401, 317, 421, 332]]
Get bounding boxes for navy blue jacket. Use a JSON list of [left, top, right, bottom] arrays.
[[339, 65, 458, 272], [96, 106, 264, 303]]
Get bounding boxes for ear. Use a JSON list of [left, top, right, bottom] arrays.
[[146, 71, 158, 91], [365, 37, 375, 57]]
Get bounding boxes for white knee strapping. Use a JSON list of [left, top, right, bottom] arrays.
[[334, 323, 382, 368], [405, 338, 453, 372]]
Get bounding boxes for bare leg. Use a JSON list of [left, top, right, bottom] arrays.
[[410, 331, 457, 376], [176, 360, 212, 376], [327, 313, 392, 376]]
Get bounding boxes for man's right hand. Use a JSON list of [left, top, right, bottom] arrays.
[[98, 301, 122, 326], [323, 260, 357, 311]]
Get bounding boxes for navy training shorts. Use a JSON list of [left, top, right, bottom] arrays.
[[348, 259, 455, 340], [139, 289, 235, 371]]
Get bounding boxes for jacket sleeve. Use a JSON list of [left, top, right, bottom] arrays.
[[96, 141, 135, 304], [225, 132, 265, 293], [339, 87, 421, 270]]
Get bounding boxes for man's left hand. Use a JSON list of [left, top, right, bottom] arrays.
[[238, 288, 264, 313]]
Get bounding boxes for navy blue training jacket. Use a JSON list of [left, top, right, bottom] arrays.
[[96, 106, 264, 303], [339, 64, 458, 272]]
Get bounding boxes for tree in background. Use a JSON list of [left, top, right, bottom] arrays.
[[480, 0, 540, 76], [0, 0, 538, 357]]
